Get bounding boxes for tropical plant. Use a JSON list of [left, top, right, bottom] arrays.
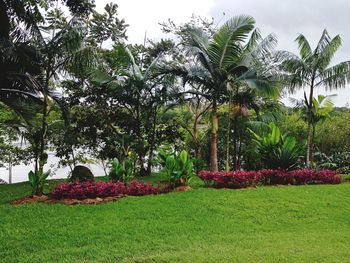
[[164, 150, 194, 188], [108, 158, 133, 183], [160, 16, 282, 171], [89, 41, 179, 176], [294, 95, 334, 164], [28, 169, 51, 195], [250, 123, 301, 170], [283, 30, 350, 166], [198, 169, 341, 188], [314, 151, 350, 174], [50, 180, 168, 200]]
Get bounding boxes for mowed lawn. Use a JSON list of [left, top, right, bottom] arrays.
[[1, 177, 350, 262]]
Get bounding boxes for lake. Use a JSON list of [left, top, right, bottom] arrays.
[[0, 152, 106, 184]]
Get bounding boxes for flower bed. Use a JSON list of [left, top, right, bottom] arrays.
[[50, 180, 169, 200], [198, 169, 341, 189]]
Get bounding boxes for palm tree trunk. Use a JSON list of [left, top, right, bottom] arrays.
[[233, 116, 238, 170], [238, 128, 243, 170], [210, 99, 218, 172], [193, 115, 201, 159], [39, 93, 48, 176], [310, 124, 316, 164], [306, 120, 312, 167], [306, 83, 314, 167], [225, 110, 231, 172], [146, 110, 158, 175]]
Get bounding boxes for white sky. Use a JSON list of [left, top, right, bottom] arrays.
[[94, 0, 350, 107], [95, 0, 215, 43]]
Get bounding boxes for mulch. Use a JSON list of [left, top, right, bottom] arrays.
[[10, 186, 192, 206], [11, 195, 124, 205]]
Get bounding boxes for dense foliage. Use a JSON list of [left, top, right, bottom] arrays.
[[50, 180, 168, 199], [198, 169, 341, 188], [1, 0, 350, 195]]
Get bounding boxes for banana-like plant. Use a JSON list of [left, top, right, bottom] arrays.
[[108, 158, 133, 183], [164, 150, 194, 188], [28, 169, 51, 196], [250, 123, 301, 170]]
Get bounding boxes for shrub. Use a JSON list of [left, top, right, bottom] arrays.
[[250, 123, 301, 170], [108, 159, 133, 182], [198, 171, 262, 188], [164, 150, 194, 188], [314, 152, 350, 174], [69, 166, 94, 182], [198, 169, 341, 189], [50, 180, 168, 200], [28, 170, 51, 195]]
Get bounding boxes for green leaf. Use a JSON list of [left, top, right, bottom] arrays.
[[28, 170, 35, 187], [166, 155, 176, 170], [179, 150, 188, 165]]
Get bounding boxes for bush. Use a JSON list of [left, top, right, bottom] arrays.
[[314, 152, 350, 174], [50, 180, 169, 200], [250, 123, 301, 170], [108, 158, 133, 182], [69, 166, 94, 182], [198, 169, 341, 189], [28, 170, 51, 195], [197, 171, 262, 188], [164, 150, 194, 188]]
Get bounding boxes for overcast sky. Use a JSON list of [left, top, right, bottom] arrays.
[[95, 0, 350, 106]]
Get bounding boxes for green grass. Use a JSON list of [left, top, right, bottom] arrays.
[[1, 176, 350, 263]]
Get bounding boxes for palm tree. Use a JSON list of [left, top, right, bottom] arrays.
[[283, 30, 350, 166], [33, 10, 95, 180], [225, 32, 284, 170], [0, 0, 44, 119], [161, 16, 281, 171]]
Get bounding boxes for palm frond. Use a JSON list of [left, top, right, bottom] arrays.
[[238, 69, 281, 98], [296, 34, 312, 60], [208, 15, 255, 68], [314, 29, 331, 55], [243, 28, 262, 53], [317, 61, 350, 89], [317, 34, 342, 70]]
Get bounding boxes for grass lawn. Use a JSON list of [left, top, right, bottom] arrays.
[[0, 175, 350, 262]]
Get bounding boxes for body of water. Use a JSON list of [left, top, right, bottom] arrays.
[[0, 152, 106, 184]]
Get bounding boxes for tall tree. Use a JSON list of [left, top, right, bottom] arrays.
[[283, 30, 350, 166], [161, 16, 281, 171], [88, 41, 180, 176]]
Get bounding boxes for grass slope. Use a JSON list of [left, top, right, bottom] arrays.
[[0, 178, 350, 262]]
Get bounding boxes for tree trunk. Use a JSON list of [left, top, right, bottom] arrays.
[[39, 93, 48, 176], [306, 121, 312, 167], [310, 124, 316, 164], [193, 116, 201, 159], [146, 110, 158, 175], [135, 101, 147, 176], [306, 82, 314, 167], [225, 108, 231, 172], [8, 156, 12, 184], [233, 116, 238, 170], [210, 100, 218, 172], [237, 132, 242, 170]]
